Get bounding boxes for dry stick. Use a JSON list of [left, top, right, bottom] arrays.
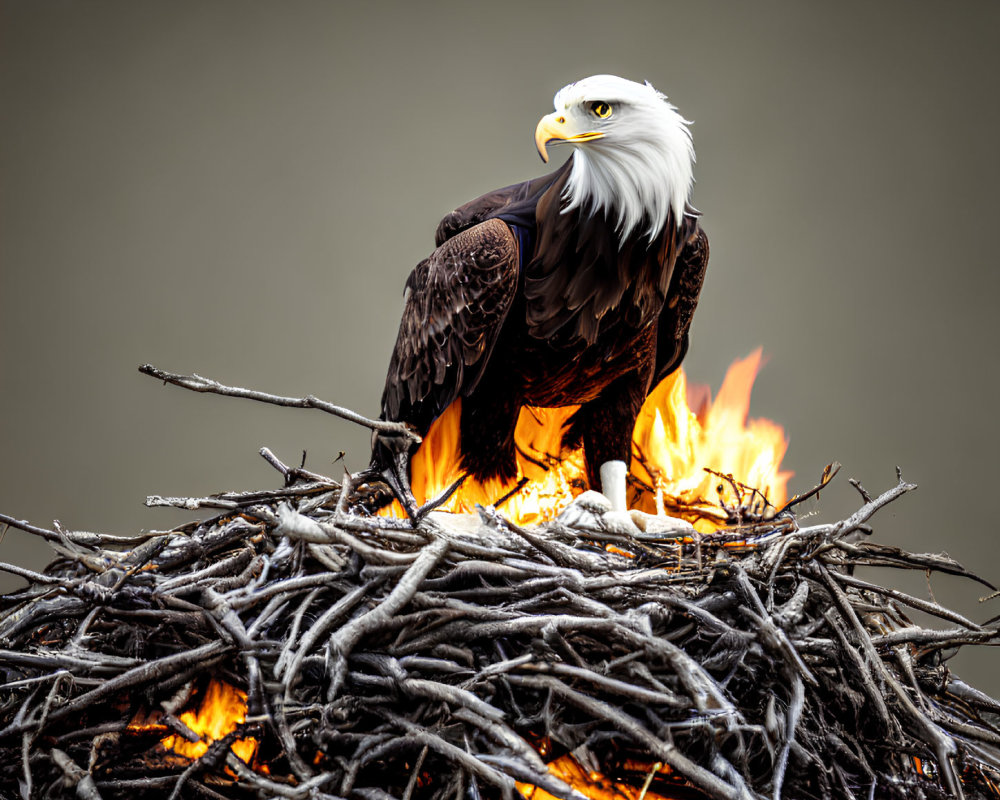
[[147, 482, 341, 513], [402, 745, 430, 800], [307, 541, 348, 573], [327, 536, 450, 700], [225, 751, 337, 798], [771, 674, 804, 800], [0, 670, 80, 694], [165, 733, 249, 800], [348, 737, 434, 795], [475, 753, 591, 800], [232, 571, 341, 612], [416, 474, 470, 518], [260, 446, 291, 478], [337, 469, 355, 515], [419, 610, 735, 716], [299, 488, 340, 517], [33, 669, 73, 744], [729, 564, 818, 687], [932, 711, 1000, 750], [138, 363, 420, 442], [280, 578, 382, 688], [820, 603, 896, 736], [508, 674, 750, 800], [266, 586, 323, 781], [510, 660, 686, 708], [449, 707, 547, 774], [50, 748, 105, 800], [17, 700, 33, 799], [834, 541, 997, 590], [274, 587, 325, 677], [816, 562, 965, 798], [279, 510, 421, 565], [871, 628, 999, 648], [374, 709, 519, 798], [157, 548, 255, 595], [830, 570, 984, 630], [484, 510, 588, 569], [0, 640, 231, 739], [399, 676, 508, 724], [0, 511, 160, 547], [0, 560, 69, 585], [0, 649, 139, 674], [772, 462, 840, 517], [93, 778, 199, 796], [788, 474, 917, 546], [146, 495, 241, 511], [0, 511, 62, 543], [337, 732, 397, 797], [201, 587, 254, 651]]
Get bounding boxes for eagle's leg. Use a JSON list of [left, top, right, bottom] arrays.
[[566, 371, 648, 512], [459, 385, 522, 484], [599, 460, 628, 513]]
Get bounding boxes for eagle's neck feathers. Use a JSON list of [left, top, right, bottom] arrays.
[[560, 112, 694, 243]]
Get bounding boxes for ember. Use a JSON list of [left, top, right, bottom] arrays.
[[0, 365, 998, 800], [130, 679, 258, 765], [517, 755, 677, 800]]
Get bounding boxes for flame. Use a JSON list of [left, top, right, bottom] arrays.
[[389, 401, 587, 527], [383, 350, 790, 529], [517, 754, 681, 800], [130, 679, 258, 766], [629, 349, 792, 530]]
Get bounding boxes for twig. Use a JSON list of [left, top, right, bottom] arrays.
[[139, 363, 420, 442]]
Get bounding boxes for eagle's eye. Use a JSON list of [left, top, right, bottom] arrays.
[[590, 101, 612, 119]]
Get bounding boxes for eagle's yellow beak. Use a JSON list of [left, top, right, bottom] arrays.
[[534, 112, 605, 163]]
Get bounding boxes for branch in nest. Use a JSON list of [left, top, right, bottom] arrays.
[[138, 363, 420, 444]]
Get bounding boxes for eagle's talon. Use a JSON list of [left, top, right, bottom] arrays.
[[628, 509, 696, 535], [556, 491, 643, 535], [555, 489, 694, 537]]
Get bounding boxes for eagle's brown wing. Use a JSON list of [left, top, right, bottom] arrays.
[[434, 183, 527, 247], [381, 218, 520, 436], [434, 169, 565, 247], [654, 224, 709, 384]]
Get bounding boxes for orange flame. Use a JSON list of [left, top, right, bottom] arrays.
[[629, 349, 792, 530], [130, 680, 258, 766], [517, 754, 682, 800], [383, 350, 790, 529]]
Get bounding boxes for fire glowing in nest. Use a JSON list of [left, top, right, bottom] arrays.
[[384, 349, 791, 530], [518, 754, 679, 800], [130, 680, 258, 766]]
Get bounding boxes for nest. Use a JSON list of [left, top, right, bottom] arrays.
[[1, 367, 999, 800]]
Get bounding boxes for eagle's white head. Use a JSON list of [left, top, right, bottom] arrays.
[[535, 74, 695, 241]]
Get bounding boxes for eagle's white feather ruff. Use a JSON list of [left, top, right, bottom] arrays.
[[554, 75, 695, 241]]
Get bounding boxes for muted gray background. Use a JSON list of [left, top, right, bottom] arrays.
[[2, 1, 998, 691]]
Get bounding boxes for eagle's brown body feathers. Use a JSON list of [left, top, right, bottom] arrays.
[[377, 156, 709, 491]]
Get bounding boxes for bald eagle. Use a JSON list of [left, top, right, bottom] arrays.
[[372, 75, 708, 514]]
